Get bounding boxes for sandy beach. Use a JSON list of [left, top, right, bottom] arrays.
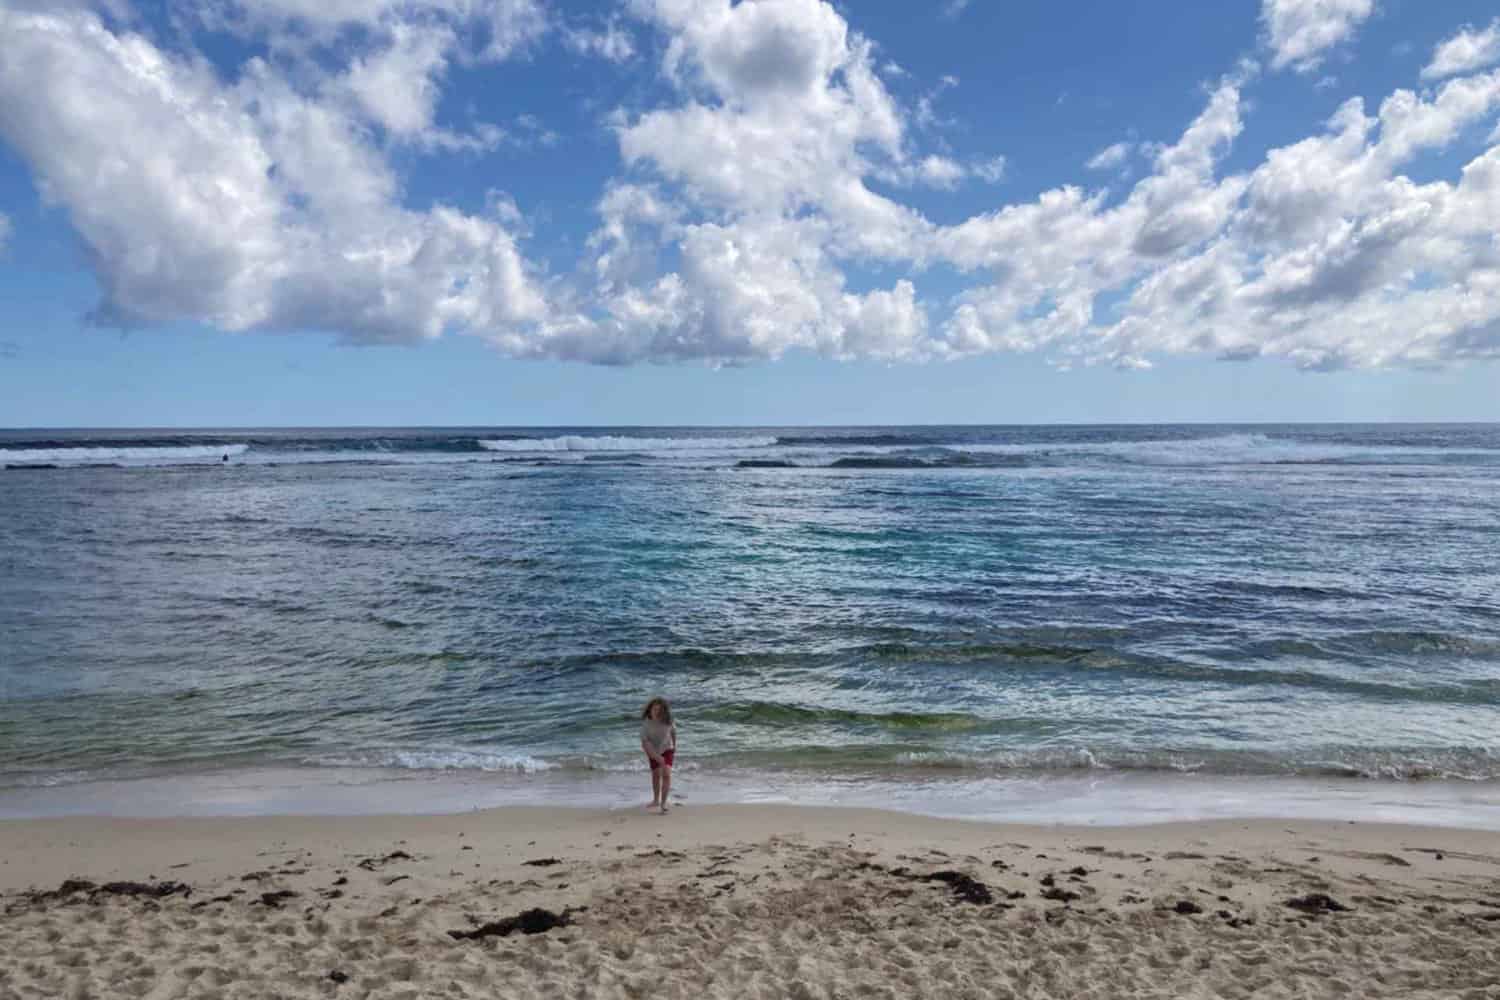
[[2, 805, 1498, 999]]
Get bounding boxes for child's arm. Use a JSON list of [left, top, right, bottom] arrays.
[[670, 723, 678, 749], [641, 735, 660, 763]]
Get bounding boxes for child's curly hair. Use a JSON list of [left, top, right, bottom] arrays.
[[641, 696, 673, 724]]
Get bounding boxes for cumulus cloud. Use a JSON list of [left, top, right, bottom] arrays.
[[1261, 0, 1373, 73], [578, 0, 1500, 370], [192, 1, 546, 151], [922, 60, 1500, 370], [563, 0, 944, 363], [1423, 19, 1500, 81], [544, 216, 930, 365], [589, 3, 1252, 367], [914, 155, 966, 189], [331, 21, 522, 153], [929, 81, 1249, 362], [4, 0, 1500, 372], [1104, 72, 1500, 369], [0, 5, 545, 342], [339, 22, 456, 139]]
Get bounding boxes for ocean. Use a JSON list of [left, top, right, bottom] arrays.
[[2, 424, 1498, 825]]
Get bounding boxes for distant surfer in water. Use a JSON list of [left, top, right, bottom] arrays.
[[221, 453, 228, 463], [640, 696, 677, 814]]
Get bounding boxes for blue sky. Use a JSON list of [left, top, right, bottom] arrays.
[[1, 0, 1499, 426]]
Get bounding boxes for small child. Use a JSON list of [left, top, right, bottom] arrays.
[[640, 696, 677, 814]]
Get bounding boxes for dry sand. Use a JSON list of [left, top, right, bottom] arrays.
[[2, 804, 1498, 999]]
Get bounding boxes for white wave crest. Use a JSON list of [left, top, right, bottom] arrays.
[[578, 756, 701, 773], [961, 433, 1360, 466], [7, 769, 96, 788], [0, 444, 250, 466], [479, 435, 776, 452], [307, 749, 559, 774], [1111, 433, 1326, 465]]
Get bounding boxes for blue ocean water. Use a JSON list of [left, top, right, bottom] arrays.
[[1, 425, 1498, 819]]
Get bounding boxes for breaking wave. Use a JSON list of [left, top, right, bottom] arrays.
[[0, 444, 250, 467], [479, 435, 777, 452]]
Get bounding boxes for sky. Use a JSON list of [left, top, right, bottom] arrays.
[[1, 0, 1499, 427]]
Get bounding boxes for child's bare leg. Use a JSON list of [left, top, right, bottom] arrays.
[[659, 766, 672, 813], [648, 765, 661, 808]]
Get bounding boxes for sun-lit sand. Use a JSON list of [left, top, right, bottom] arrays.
[[2, 805, 1499, 999]]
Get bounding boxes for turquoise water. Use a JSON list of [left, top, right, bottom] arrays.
[[1, 424, 1498, 817]]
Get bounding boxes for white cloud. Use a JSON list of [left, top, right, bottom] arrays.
[[925, 59, 1500, 370], [1087, 141, 1132, 170], [972, 156, 1007, 183], [340, 22, 455, 139], [1103, 72, 1500, 369], [619, 0, 915, 241], [916, 155, 966, 189], [1261, 0, 1373, 73], [877, 153, 997, 190], [0, 6, 545, 342], [537, 214, 930, 365], [942, 0, 971, 20], [333, 22, 519, 153], [184, 0, 546, 154], [0, 212, 10, 253], [5, 0, 130, 14], [566, 0, 937, 362], [1423, 19, 1500, 81], [915, 74, 959, 130], [650, 0, 851, 104], [4, 0, 1500, 373], [929, 80, 1249, 359], [189, 0, 547, 61], [564, 20, 636, 63]]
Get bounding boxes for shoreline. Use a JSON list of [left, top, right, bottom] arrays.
[[4, 805, 1500, 998], [4, 764, 1500, 831]]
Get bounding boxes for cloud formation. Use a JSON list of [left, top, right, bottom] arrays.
[[0, 5, 545, 341], [191, 0, 547, 61], [1261, 0, 1373, 73], [1423, 19, 1500, 81], [545, 0, 940, 364], [563, 19, 636, 63], [1, 0, 1499, 372], [1087, 142, 1133, 171]]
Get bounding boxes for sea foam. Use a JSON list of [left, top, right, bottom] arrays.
[[479, 435, 776, 452], [0, 443, 249, 467]]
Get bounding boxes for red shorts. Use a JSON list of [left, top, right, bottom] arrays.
[[648, 748, 675, 771]]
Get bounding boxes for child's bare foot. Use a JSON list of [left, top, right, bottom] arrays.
[[645, 800, 659, 811], [659, 803, 670, 814]]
